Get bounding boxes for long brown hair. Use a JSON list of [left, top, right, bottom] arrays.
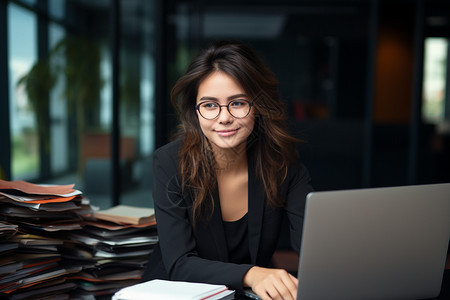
[[171, 41, 299, 223]]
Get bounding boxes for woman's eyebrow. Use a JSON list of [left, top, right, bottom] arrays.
[[198, 96, 218, 101], [198, 94, 247, 101], [228, 93, 247, 100]]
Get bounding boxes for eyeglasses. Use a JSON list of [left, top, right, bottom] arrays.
[[196, 99, 253, 120]]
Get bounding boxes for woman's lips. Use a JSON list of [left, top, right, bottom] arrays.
[[215, 129, 238, 137]]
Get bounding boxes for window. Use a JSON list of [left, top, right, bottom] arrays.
[[422, 37, 448, 124], [8, 3, 39, 180], [5, 0, 156, 210]]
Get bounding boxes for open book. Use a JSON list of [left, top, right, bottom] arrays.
[[94, 205, 155, 225], [112, 279, 235, 300]]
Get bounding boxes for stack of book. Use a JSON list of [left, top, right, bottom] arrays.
[[0, 180, 157, 299]]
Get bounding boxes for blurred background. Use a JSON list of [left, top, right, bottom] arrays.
[[1, 0, 449, 211]]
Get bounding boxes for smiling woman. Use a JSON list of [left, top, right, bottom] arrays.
[[143, 41, 313, 300]]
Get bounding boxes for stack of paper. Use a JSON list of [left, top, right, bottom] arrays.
[[112, 279, 235, 300], [0, 180, 158, 299], [0, 180, 89, 299]]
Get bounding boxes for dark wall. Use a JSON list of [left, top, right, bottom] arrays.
[[159, 0, 450, 191]]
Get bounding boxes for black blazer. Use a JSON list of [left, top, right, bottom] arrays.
[[142, 138, 313, 290]]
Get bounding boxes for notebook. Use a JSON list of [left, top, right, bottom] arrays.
[[296, 183, 450, 299]]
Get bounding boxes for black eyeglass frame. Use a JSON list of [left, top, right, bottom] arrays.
[[196, 99, 254, 120]]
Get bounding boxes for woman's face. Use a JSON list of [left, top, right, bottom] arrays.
[[196, 71, 255, 153]]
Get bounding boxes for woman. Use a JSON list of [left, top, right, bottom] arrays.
[[143, 41, 313, 300]]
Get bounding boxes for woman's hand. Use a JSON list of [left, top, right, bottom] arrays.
[[243, 266, 298, 300]]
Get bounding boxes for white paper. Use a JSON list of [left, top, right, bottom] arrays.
[[112, 279, 233, 300]]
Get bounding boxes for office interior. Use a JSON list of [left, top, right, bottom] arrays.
[[1, 0, 449, 284]]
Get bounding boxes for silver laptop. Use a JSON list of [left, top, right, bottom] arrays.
[[297, 183, 450, 300]]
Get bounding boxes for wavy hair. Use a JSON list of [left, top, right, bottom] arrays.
[[171, 41, 299, 224]]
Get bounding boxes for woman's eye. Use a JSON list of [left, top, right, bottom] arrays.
[[202, 102, 218, 109], [231, 100, 246, 107]]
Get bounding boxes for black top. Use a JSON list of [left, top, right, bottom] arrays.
[[223, 213, 251, 264]]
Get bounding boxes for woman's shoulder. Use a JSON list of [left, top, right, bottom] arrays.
[[285, 154, 312, 187], [153, 137, 183, 164], [154, 137, 183, 154]]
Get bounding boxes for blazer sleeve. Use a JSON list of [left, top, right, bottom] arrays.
[[152, 144, 253, 290], [283, 161, 314, 253]]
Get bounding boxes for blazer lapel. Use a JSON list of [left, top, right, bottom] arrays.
[[202, 153, 265, 264], [207, 187, 229, 262], [248, 156, 265, 264]]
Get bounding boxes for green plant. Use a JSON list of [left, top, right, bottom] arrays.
[[17, 35, 104, 176], [17, 58, 56, 156]]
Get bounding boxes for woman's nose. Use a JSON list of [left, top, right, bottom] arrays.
[[217, 106, 233, 123]]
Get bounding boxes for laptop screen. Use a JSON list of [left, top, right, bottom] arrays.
[[297, 183, 450, 299]]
